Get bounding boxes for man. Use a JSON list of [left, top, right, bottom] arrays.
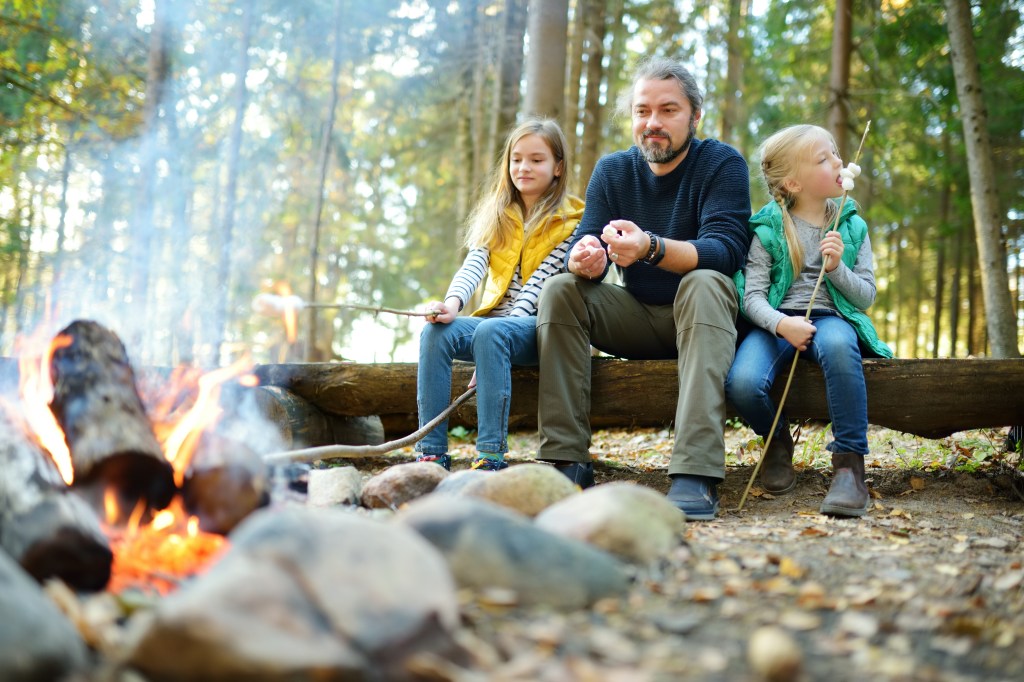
[[535, 57, 751, 521]]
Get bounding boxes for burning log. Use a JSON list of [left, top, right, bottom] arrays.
[[181, 432, 270, 535], [0, 407, 112, 591], [48, 320, 175, 518]]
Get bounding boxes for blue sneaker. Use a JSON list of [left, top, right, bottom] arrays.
[[471, 455, 509, 471], [667, 474, 720, 521], [416, 453, 451, 471]]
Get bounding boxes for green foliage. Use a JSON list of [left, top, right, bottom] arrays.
[[0, 0, 1021, 363]]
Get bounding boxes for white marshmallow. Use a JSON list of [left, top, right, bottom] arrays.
[[252, 293, 305, 316], [842, 177, 855, 191], [840, 168, 855, 180], [847, 162, 862, 177]]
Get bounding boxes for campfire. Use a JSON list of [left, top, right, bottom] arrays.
[[2, 319, 268, 595]]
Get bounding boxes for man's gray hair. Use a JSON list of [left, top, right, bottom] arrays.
[[615, 57, 704, 118]]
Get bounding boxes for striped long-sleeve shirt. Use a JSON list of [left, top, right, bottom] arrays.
[[445, 236, 574, 317]]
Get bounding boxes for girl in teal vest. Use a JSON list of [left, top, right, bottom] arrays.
[[726, 124, 893, 517], [416, 118, 584, 471]]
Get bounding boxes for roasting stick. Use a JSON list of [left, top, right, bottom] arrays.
[[735, 122, 871, 513], [252, 293, 435, 318], [263, 386, 477, 464]]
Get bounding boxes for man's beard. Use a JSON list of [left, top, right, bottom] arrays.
[[639, 117, 698, 165]]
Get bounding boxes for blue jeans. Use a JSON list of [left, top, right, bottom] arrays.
[[416, 315, 538, 456], [725, 313, 869, 455]]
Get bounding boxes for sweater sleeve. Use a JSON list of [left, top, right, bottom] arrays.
[[825, 234, 877, 310], [690, 152, 753, 275], [444, 248, 488, 310]]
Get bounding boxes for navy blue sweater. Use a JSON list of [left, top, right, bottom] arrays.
[[571, 139, 752, 305]]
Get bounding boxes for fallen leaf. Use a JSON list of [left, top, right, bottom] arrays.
[[910, 476, 926, 490], [779, 557, 807, 579]]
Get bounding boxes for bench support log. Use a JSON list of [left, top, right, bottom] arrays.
[[254, 358, 1024, 440]]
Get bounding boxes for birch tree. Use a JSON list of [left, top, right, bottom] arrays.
[[944, 0, 1021, 358]]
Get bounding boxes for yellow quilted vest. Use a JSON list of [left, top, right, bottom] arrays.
[[472, 195, 584, 316]]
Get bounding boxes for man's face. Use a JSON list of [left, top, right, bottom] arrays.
[[631, 78, 701, 169]]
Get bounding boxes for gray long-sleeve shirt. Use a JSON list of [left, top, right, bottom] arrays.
[[743, 214, 877, 335]]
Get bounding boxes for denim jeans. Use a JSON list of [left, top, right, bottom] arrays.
[[725, 312, 869, 455], [416, 315, 538, 456]]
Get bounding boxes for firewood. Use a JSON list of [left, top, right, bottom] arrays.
[[0, 408, 112, 591], [248, 385, 384, 448], [181, 432, 270, 535], [48, 320, 176, 518]]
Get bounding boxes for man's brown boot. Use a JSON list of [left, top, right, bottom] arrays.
[[759, 427, 796, 494], [820, 452, 869, 517]]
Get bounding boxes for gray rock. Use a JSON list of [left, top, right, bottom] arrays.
[[535, 482, 685, 564], [120, 507, 464, 681], [0, 550, 89, 682], [461, 462, 579, 516], [361, 461, 448, 509], [433, 468, 489, 495], [397, 495, 629, 608], [306, 465, 362, 507]]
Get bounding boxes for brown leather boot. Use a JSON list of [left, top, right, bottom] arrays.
[[820, 452, 869, 517], [759, 427, 796, 494]]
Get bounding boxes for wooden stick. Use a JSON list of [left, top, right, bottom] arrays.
[[305, 302, 435, 318], [735, 121, 871, 512], [263, 386, 477, 464]]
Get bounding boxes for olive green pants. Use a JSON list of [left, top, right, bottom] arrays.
[[536, 270, 738, 480]]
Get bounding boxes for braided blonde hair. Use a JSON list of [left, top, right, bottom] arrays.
[[757, 125, 839, 279]]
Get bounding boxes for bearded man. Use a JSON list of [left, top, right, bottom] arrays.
[[535, 56, 751, 521]]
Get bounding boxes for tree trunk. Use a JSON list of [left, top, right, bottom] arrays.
[[524, 0, 569, 120], [828, 0, 853, 159], [306, 0, 344, 362], [130, 0, 171, 352], [720, 0, 746, 147], [950, 224, 964, 356], [489, 0, 528, 169], [944, 0, 1021, 358], [563, 0, 586, 175], [578, 0, 606, 190], [214, 1, 253, 364]]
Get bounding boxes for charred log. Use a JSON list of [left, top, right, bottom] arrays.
[[0, 408, 112, 591], [48, 320, 175, 517], [182, 432, 270, 535]]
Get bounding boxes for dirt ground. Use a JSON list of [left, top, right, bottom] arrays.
[[403, 424, 1024, 681]]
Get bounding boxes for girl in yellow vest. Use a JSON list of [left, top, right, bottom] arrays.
[[416, 118, 584, 471]]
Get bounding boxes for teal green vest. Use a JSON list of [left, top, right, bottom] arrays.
[[734, 201, 893, 359]]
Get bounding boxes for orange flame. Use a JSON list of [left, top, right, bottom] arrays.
[[17, 333, 74, 484], [160, 356, 256, 488], [105, 499, 227, 595]]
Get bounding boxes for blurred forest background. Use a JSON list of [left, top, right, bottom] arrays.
[[1, 0, 1022, 368]]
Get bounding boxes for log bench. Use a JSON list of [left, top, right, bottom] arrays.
[[252, 358, 1024, 442]]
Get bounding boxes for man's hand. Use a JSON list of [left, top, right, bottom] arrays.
[[569, 235, 609, 279], [600, 220, 648, 267], [776, 316, 816, 351]]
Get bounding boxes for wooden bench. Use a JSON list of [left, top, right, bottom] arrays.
[[252, 358, 1024, 443]]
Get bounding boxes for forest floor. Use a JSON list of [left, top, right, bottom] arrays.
[[397, 424, 1024, 682]]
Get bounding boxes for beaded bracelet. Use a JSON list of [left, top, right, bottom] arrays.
[[643, 231, 666, 266], [642, 231, 658, 262]]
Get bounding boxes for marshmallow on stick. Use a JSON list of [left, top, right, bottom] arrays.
[[252, 293, 305, 316]]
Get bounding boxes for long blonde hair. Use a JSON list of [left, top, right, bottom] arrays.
[[464, 118, 571, 253], [757, 124, 839, 278]]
